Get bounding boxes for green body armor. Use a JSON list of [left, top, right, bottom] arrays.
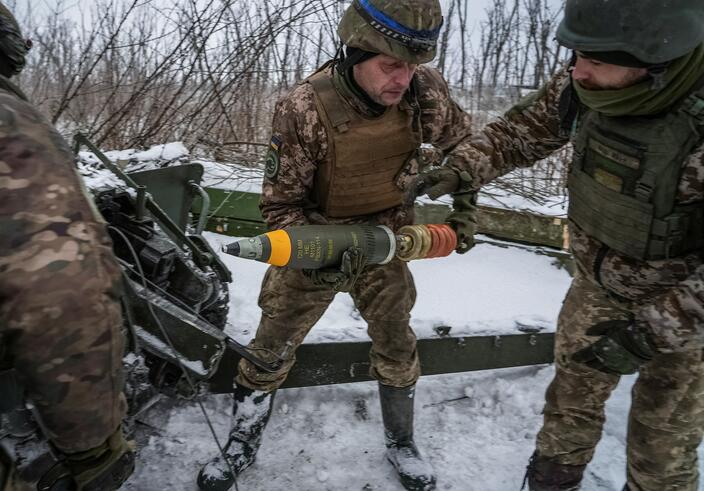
[[567, 88, 704, 260]]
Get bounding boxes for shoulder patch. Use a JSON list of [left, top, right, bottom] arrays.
[[264, 135, 282, 180]]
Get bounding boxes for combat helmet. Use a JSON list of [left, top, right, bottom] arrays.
[[338, 0, 443, 64], [557, 0, 704, 66], [0, 2, 31, 77]]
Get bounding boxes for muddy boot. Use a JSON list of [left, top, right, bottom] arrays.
[[522, 452, 586, 491], [379, 383, 436, 491], [197, 385, 275, 491]]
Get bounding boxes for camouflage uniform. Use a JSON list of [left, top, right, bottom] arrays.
[[237, 64, 473, 391], [448, 67, 704, 490], [0, 78, 127, 458]]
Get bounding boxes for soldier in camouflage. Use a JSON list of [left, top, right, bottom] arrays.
[[416, 0, 704, 490], [0, 4, 134, 490], [197, 1, 477, 490]]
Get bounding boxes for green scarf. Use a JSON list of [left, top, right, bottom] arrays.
[[573, 43, 704, 117]]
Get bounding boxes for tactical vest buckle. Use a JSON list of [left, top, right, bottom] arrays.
[[663, 214, 688, 259], [682, 94, 704, 126], [634, 181, 654, 201], [665, 233, 684, 259]]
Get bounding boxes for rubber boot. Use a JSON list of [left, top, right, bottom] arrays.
[[522, 452, 586, 491], [197, 385, 275, 491], [379, 383, 436, 491]]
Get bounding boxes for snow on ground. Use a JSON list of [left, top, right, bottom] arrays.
[[202, 232, 572, 344], [122, 232, 704, 491]]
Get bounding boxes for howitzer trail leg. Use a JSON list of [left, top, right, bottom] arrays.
[[379, 383, 436, 491], [197, 385, 275, 491], [625, 349, 704, 491]]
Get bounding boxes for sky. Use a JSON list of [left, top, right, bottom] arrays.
[[18, 0, 566, 43]]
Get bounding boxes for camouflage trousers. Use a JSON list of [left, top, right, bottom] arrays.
[[236, 259, 420, 391], [0, 131, 127, 454], [535, 272, 704, 491]]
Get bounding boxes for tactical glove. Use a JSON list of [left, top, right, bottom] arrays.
[[572, 319, 656, 375], [302, 246, 367, 293], [39, 427, 135, 491], [446, 191, 478, 254], [414, 164, 473, 202]]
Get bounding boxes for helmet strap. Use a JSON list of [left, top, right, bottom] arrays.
[[336, 46, 378, 74], [648, 63, 669, 90]]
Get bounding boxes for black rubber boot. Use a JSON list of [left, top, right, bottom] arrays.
[[379, 383, 436, 491], [197, 385, 275, 491], [522, 451, 586, 491]]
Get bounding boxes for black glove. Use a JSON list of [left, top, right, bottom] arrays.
[[446, 191, 478, 254], [572, 319, 656, 375], [302, 247, 367, 293], [39, 427, 135, 491]]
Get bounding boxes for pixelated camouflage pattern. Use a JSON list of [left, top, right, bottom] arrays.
[[0, 82, 126, 453], [536, 270, 704, 490], [251, 64, 471, 391], [448, 66, 704, 353], [337, 0, 443, 64], [236, 259, 419, 391], [260, 64, 473, 233]]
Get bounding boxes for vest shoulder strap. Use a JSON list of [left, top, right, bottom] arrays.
[[558, 80, 581, 136], [307, 71, 351, 133]]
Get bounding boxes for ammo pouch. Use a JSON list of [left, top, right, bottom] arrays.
[[567, 88, 704, 260]]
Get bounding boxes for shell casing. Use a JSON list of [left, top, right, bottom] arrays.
[[222, 224, 396, 269], [396, 224, 457, 261]]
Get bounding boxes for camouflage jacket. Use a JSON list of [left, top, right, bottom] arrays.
[[449, 67, 704, 352], [260, 64, 473, 232], [0, 79, 126, 452]]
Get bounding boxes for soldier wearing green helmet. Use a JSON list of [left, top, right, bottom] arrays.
[[197, 1, 480, 490], [415, 0, 704, 490], [0, 3, 135, 491]]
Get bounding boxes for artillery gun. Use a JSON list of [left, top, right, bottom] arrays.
[[71, 134, 284, 405], [2, 135, 561, 488]]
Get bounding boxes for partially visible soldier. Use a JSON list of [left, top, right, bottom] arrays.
[[416, 0, 704, 490], [197, 1, 476, 490], [0, 4, 134, 490]]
